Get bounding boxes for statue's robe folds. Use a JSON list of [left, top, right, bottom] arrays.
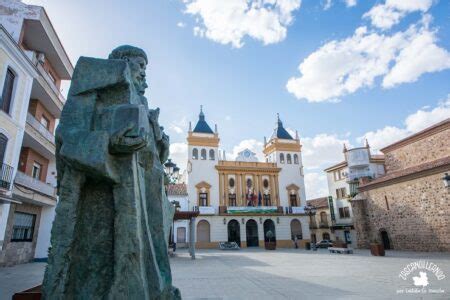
[[42, 57, 180, 299]]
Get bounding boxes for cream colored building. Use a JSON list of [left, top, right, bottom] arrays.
[[186, 108, 310, 249], [306, 197, 333, 243], [0, 0, 72, 266], [324, 142, 385, 246]]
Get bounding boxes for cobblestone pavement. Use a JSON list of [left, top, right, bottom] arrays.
[[1, 248, 449, 299]]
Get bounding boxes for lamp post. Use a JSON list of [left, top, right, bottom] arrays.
[[305, 204, 317, 251], [164, 159, 180, 184]]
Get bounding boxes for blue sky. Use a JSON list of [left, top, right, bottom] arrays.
[[24, 0, 450, 198]]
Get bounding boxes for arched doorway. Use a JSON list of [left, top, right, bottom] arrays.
[[177, 227, 186, 244], [263, 219, 276, 244], [323, 232, 330, 240], [290, 219, 302, 240], [246, 219, 259, 247], [197, 220, 210, 243], [227, 219, 241, 246], [380, 230, 391, 250]]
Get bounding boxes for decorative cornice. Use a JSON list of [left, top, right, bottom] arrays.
[[359, 156, 450, 191], [380, 118, 450, 153], [187, 132, 219, 147], [263, 139, 301, 155], [195, 181, 212, 189], [324, 161, 347, 172], [215, 161, 281, 173], [286, 183, 300, 191]]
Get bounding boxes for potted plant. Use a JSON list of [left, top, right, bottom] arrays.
[[265, 230, 276, 250], [370, 238, 385, 256]]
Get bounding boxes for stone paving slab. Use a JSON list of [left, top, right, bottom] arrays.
[[1, 248, 449, 299]]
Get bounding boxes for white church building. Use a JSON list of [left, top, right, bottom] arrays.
[[185, 107, 310, 249]]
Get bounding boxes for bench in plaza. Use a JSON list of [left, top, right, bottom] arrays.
[[328, 247, 353, 254]]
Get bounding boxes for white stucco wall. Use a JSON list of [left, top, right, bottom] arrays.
[[187, 143, 219, 210]]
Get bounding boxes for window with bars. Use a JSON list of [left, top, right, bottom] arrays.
[[1, 68, 16, 114], [11, 212, 36, 242]]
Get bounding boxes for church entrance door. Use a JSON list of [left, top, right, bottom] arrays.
[[227, 219, 241, 247], [246, 219, 259, 247]]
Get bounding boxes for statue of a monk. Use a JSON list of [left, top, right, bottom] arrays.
[[42, 45, 181, 299]]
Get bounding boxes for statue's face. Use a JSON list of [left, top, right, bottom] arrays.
[[127, 56, 148, 96]]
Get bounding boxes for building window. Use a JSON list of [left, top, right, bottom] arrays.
[[279, 153, 285, 164], [0, 133, 7, 164], [338, 207, 351, 218], [294, 154, 299, 164], [228, 194, 236, 206], [32, 162, 42, 180], [209, 149, 215, 160], [263, 179, 269, 189], [290, 194, 298, 207], [40, 115, 50, 130], [286, 154, 292, 164], [192, 148, 198, 160], [336, 187, 347, 199], [199, 192, 208, 206], [323, 232, 330, 240], [200, 149, 207, 160], [263, 194, 271, 206], [1, 68, 16, 114], [334, 169, 345, 181], [11, 212, 36, 242], [320, 212, 327, 223]]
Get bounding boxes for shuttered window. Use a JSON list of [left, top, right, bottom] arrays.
[[1, 68, 15, 114], [11, 212, 36, 242]]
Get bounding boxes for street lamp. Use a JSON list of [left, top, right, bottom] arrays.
[[164, 159, 180, 184], [304, 204, 317, 251]]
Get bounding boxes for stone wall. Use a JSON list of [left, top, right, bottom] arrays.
[[0, 203, 42, 267], [360, 173, 449, 251], [384, 129, 449, 172]]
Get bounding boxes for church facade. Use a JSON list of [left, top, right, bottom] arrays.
[[186, 108, 310, 249]]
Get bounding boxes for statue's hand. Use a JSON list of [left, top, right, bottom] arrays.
[[109, 122, 147, 154], [159, 131, 170, 163]]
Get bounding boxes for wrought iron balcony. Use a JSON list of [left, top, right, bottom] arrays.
[[218, 205, 283, 215], [319, 221, 329, 228], [0, 163, 14, 191]]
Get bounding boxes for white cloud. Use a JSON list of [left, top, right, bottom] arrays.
[[168, 117, 188, 135], [358, 96, 450, 151], [363, 0, 433, 30], [286, 22, 450, 102], [304, 172, 329, 199], [228, 139, 265, 161], [344, 0, 357, 8], [177, 22, 186, 28], [302, 134, 350, 169], [181, 0, 302, 48], [169, 142, 188, 171], [323, 0, 332, 10]]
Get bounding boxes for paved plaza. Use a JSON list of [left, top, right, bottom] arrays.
[[1, 248, 449, 299]]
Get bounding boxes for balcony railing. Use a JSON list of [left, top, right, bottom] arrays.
[[26, 113, 55, 144], [319, 221, 329, 228], [309, 222, 318, 229], [193, 206, 215, 215], [0, 163, 14, 190], [219, 206, 284, 215], [14, 171, 56, 198], [285, 206, 306, 214]]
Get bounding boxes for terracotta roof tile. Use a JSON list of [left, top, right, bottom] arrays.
[[306, 197, 329, 208], [167, 183, 187, 196]]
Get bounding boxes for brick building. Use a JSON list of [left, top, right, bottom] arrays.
[[352, 119, 450, 252]]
